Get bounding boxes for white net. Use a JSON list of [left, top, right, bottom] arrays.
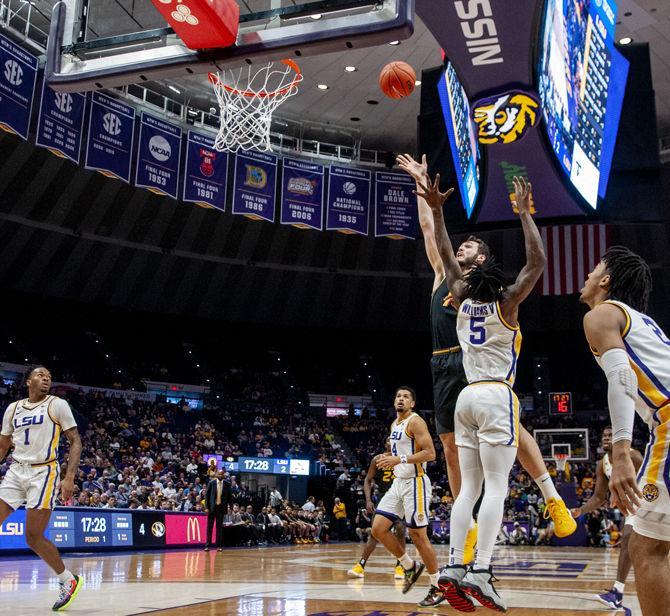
[[554, 454, 568, 473], [208, 60, 302, 152]]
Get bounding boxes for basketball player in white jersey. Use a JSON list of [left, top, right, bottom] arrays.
[[371, 386, 443, 607], [581, 246, 670, 616], [417, 174, 545, 612], [397, 153, 575, 565], [571, 426, 643, 610], [0, 366, 84, 611]]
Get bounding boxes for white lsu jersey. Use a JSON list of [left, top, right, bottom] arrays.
[[389, 413, 426, 479], [1, 395, 77, 465], [456, 298, 522, 386]]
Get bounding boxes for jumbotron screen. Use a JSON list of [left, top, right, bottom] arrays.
[[437, 61, 480, 219], [537, 0, 629, 208]]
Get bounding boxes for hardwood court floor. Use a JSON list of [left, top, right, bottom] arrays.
[[0, 542, 640, 614]]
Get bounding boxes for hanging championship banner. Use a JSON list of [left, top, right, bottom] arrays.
[[232, 150, 277, 222], [280, 158, 324, 231], [374, 172, 417, 239], [135, 113, 182, 198], [0, 35, 38, 140], [85, 92, 136, 182], [182, 130, 228, 210], [35, 81, 86, 164], [326, 165, 371, 235]]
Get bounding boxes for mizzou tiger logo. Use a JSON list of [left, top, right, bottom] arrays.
[[472, 91, 540, 145]]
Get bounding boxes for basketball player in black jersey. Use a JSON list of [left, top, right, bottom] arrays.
[[396, 154, 576, 554], [347, 441, 408, 581]]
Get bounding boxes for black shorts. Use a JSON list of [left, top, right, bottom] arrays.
[[431, 350, 468, 435]]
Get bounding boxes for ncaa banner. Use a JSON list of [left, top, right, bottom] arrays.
[[374, 171, 417, 240], [35, 81, 86, 164], [280, 157, 324, 231], [326, 165, 371, 235], [232, 150, 277, 222], [0, 35, 38, 140], [135, 113, 182, 199], [183, 130, 228, 210], [85, 92, 136, 182]]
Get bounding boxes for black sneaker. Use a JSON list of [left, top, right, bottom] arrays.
[[402, 561, 425, 594], [418, 585, 446, 607]]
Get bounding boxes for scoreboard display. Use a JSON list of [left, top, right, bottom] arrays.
[[0, 508, 206, 553], [238, 457, 310, 476], [549, 392, 573, 415]]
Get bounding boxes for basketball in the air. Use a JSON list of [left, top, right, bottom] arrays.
[[379, 61, 416, 99]]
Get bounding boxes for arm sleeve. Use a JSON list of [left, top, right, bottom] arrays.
[[1, 403, 16, 436], [600, 348, 638, 444], [51, 398, 78, 432]]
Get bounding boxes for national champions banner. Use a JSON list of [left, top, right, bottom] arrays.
[[374, 171, 417, 239], [182, 130, 228, 210], [326, 165, 371, 235], [280, 157, 324, 230], [135, 113, 182, 199], [0, 34, 38, 140], [85, 92, 136, 182], [35, 81, 86, 164], [232, 150, 277, 222]]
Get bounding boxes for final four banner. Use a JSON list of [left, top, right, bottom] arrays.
[[374, 172, 417, 240], [85, 92, 136, 182], [135, 113, 182, 198], [183, 130, 228, 210], [0, 35, 38, 140], [35, 81, 86, 164], [232, 150, 277, 222], [326, 165, 371, 235], [280, 158, 324, 230]]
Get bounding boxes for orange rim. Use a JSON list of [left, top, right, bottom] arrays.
[[208, 60, 302, 99]]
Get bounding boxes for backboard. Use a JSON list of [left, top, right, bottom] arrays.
[[46, 0, 414, 92], [533, 428, 590, 462]]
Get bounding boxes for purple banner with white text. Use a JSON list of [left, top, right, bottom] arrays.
[[0, 35, 38, 140], [374, 172, 417, 239], [182, 130, 228, 210], [135, 113, 182, 199], [232, 150, 277, 222], [280, 157, 324, 230], [326, 165, 371, 235]]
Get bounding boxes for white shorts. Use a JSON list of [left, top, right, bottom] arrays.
[[376, 475, 432, 528], [629, 438, 670, 541], [455, 382, 520, 449], [0, 461, 60, 510]]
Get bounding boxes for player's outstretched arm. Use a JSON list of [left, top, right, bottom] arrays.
[[61, 426, 82, 503], [414, 174, 465, 303], [583, 304, 642, 516], [396, 154, 445, 290], [503, 177, 546, 312], [572, 459, 608, 517]]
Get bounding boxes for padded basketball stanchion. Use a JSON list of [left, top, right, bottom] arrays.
[[149, 0, 239, 49]]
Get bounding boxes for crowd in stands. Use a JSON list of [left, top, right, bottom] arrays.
[[0, 368, 648, 550]]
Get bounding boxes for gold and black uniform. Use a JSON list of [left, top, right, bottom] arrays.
[[430, 278, 468, 435], [374, 465, 395, 497]]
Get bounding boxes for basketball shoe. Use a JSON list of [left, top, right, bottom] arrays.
[[438, 565, 475, 612], [394, 563, 405, 579], [596, 587, 623, 610], [402, 560, 425, 594], [544, 497, 577, 537], [460, 567, 506, 612], [52, 574, 84, 611], [418, 585, 447, 607], [347, 563, 365, 578], [463, 522, 478, 564]]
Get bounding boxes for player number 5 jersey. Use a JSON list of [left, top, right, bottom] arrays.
[[456, 298, 522, 386], [1, 395, 77, 465]]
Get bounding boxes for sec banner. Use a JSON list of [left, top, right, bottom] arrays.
[[183, 130, 228, 210], [374, 172, 417, 240], [232, 150, 277, 222], [280, 158, 324, 231], [85, 92, 136, 182], [35, 81, 86, 164], [326, 165, 371, 235], [0, 34, 38, 140], [135, 113, 182, 199]]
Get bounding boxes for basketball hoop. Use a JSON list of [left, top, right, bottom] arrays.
[[554, 453, 568, 473], [208, 60, 302, 152]]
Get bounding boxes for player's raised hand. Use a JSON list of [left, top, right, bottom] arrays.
[[414, 174, 454, 212], [396, 153, 428, 181], [513, 176, 533, 215], [609, 457, 642, 516]]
